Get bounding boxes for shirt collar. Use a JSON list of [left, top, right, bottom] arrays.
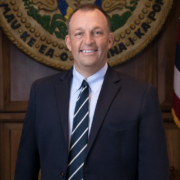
[[72, 63, 108, 93]]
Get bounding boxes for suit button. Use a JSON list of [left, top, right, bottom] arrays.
[[60, 172, 64, 178]]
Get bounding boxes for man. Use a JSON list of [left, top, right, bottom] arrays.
[[15, 3, 169, 180]]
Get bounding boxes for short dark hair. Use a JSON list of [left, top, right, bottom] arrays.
[[66, 3, 111, 34]]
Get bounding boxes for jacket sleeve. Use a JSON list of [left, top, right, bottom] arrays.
[[138, 84, 169, 180], [14, 82, 40, 180]]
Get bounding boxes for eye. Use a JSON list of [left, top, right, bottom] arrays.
[[93, 31, 103, 36], [75, 32, 83, 36]]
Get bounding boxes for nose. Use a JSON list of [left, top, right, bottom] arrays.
[[84, 32, 94, 45]]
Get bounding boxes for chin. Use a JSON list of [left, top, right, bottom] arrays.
[[80, 60, 98, 67], [82, 62, 98, 68]]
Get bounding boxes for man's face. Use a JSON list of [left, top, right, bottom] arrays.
[[65, 9, 114, 74]]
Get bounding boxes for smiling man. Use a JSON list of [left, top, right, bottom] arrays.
[[65, 7, 113, 77], [15, 3, 169, 180]]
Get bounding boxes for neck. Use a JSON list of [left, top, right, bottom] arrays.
[[74, 63, 107, 78]]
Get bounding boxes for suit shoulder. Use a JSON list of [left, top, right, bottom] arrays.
[[32, 69, 71, 89], [116, 71, 149, 87], [113, 70, 157, 96]]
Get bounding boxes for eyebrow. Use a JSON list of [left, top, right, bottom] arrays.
[[74, 26, 104, 32], [92, 26, 103, 30], [74, 27, 84, 31]]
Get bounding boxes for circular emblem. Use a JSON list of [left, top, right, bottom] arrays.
[[0, 0, 173, 70]]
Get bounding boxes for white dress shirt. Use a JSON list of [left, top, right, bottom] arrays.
[[68, 63, 108, 143]]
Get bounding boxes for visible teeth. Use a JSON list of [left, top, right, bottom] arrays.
[[81, 50, 96, 53]]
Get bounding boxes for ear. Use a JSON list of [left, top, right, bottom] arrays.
[[65, 35, 72, 51], [108, 32, 114, 49]]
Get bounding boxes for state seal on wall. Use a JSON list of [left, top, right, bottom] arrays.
[[0, 0, 173, 70]]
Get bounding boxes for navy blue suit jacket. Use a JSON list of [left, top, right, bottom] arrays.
[[15, 66, 169, 180]]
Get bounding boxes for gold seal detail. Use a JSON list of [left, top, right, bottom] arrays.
[[52, 41, 58, 47], [145, 2, 151, 7], [13, 5, 18, 11], [142, 8, 148, 14], [126, 41, 130, 46], [120, 33, 126, 38], [130, 24, 136, 30], [10, 0, 15, 5], [133, 36, 137, 41], [29, 27, 35, 33], [69, 56, 74, 61], [59, 43, 64, 49], [35, 44, 40, 48], [21, 17, 26, 23], [135, 19, 140, 25], [35, 32, 40, 37], [18, 28, 23, 33], [17, 12, 22, 17], [139, 14, 144, 20], [46, 39, 52, 44], [40, 35, 46, 41], [55, 53, 60, 57], [25, 22, 31, 28], [126, 29, 131, 34], [115, 36, 120, 42]]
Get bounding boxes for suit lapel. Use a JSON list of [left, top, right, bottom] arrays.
[[85, 66, 121, 158], [55, 69, 72, 148]]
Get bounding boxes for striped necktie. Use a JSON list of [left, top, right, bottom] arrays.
[[66, 79, 89, 180]]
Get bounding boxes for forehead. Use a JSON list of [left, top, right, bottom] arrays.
[[69, 9, 108, 31]]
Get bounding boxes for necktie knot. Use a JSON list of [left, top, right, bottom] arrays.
[[82, 79, 89, 88]]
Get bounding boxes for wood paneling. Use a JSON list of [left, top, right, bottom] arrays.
[[165, 122, 180, 177], [0, 35, 59, 111], [0, 113, 25, 122], [114, 40, 157, 85], [0, 123, 3, 180], [0, 33, 28, 112], [0, 30, 3, 110], [157, 0, 180, 110], [2, 123, 23, 180], [10, 43, 59, 101]]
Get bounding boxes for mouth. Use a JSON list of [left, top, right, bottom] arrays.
[[80, 49, 98, 55]]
